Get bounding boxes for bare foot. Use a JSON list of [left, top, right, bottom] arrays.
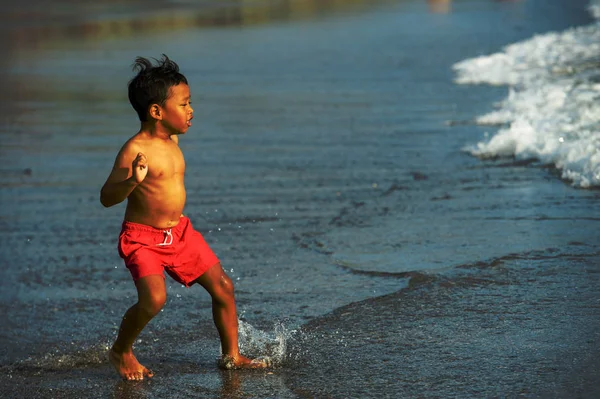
[[218, 354, 272, 370], [109, 348, 154, 381]]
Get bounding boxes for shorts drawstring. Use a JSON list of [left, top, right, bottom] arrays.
[[157, 229, 173, 246]]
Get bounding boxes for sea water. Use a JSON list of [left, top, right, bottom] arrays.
[[1, 0, 599, 398]]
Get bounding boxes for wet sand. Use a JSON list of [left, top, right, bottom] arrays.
[[290, 248, 600, 398], [1, 0, 598, 398]]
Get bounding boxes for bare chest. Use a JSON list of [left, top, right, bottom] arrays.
[[146, 145, 185, 180]]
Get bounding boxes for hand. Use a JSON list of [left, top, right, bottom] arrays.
[[132, 152, 148, 183]]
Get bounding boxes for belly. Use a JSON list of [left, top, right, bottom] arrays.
[[125, 180, 187, 228]]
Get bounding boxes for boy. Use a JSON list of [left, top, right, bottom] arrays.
[[100, 55, 269, 381]]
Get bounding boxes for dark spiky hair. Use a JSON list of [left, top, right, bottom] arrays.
[[127, 54, 188, 122]]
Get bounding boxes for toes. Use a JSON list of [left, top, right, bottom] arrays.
[[217, 355, 272, 370], [250, 357, 272, 369], [143, 368, 154, 378], [124, 371, 144, 381]]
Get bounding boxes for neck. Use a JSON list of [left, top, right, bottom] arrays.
[[140, 121, 172, 140]]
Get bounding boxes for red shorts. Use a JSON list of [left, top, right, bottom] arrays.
[[118, 216, 220, 287]]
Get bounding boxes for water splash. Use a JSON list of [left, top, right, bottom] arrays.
[[237, 320, 298, 366], [7, 341, 111, 372]]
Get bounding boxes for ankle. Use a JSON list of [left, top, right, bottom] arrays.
[[110, 344, 132, 355], [222, 351, 240, 360]]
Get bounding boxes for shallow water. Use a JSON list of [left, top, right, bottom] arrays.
[[1, 0, 599, 398]]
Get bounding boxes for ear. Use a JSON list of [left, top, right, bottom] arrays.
[[148, 104, 162, 120]]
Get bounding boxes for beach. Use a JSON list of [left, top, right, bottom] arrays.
[[1, 0, 599, 397]]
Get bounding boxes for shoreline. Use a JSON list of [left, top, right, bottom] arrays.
[[1, 0, 400, 47]]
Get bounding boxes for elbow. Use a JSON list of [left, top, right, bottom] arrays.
[[100, 195, 111, 208], [100, 188, 114, 208]]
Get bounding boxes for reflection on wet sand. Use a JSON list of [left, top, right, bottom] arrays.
[[3, 0, 402, 48], [111, 368, 279, 399], [113, 378, 153, 399], [219, 370, 242, 399]]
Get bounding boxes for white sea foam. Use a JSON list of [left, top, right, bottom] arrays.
[[453, 0, 600, 188], [590, 1, 600, 19]]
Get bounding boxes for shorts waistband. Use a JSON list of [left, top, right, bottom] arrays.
[[121, 216, 186, 233]]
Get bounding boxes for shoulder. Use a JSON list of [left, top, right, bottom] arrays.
[[123, 132, 152, 153], [115, 134, 146, 162]]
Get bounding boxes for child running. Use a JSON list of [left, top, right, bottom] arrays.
[[100, 55, 269, 381]]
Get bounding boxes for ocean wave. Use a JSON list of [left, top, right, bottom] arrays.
[[453, 0, 600, 188]]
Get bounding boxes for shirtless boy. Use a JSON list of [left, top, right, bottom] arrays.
[[101, 55, 268, 380]]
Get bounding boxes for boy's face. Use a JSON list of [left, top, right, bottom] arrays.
[[159, 83, 194, 135]]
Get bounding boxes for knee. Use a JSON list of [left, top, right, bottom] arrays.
[[138, 291, 166, 317], [213, 273, 235, 304]]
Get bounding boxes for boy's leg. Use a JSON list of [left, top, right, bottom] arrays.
[[195, 263, 268, 369], [110, 274, 166, 380]]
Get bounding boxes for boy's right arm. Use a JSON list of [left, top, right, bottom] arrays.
[[100, 144, 148, 208]]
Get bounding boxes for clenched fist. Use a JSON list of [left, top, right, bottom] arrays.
[[132, 152, 148, 183]]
